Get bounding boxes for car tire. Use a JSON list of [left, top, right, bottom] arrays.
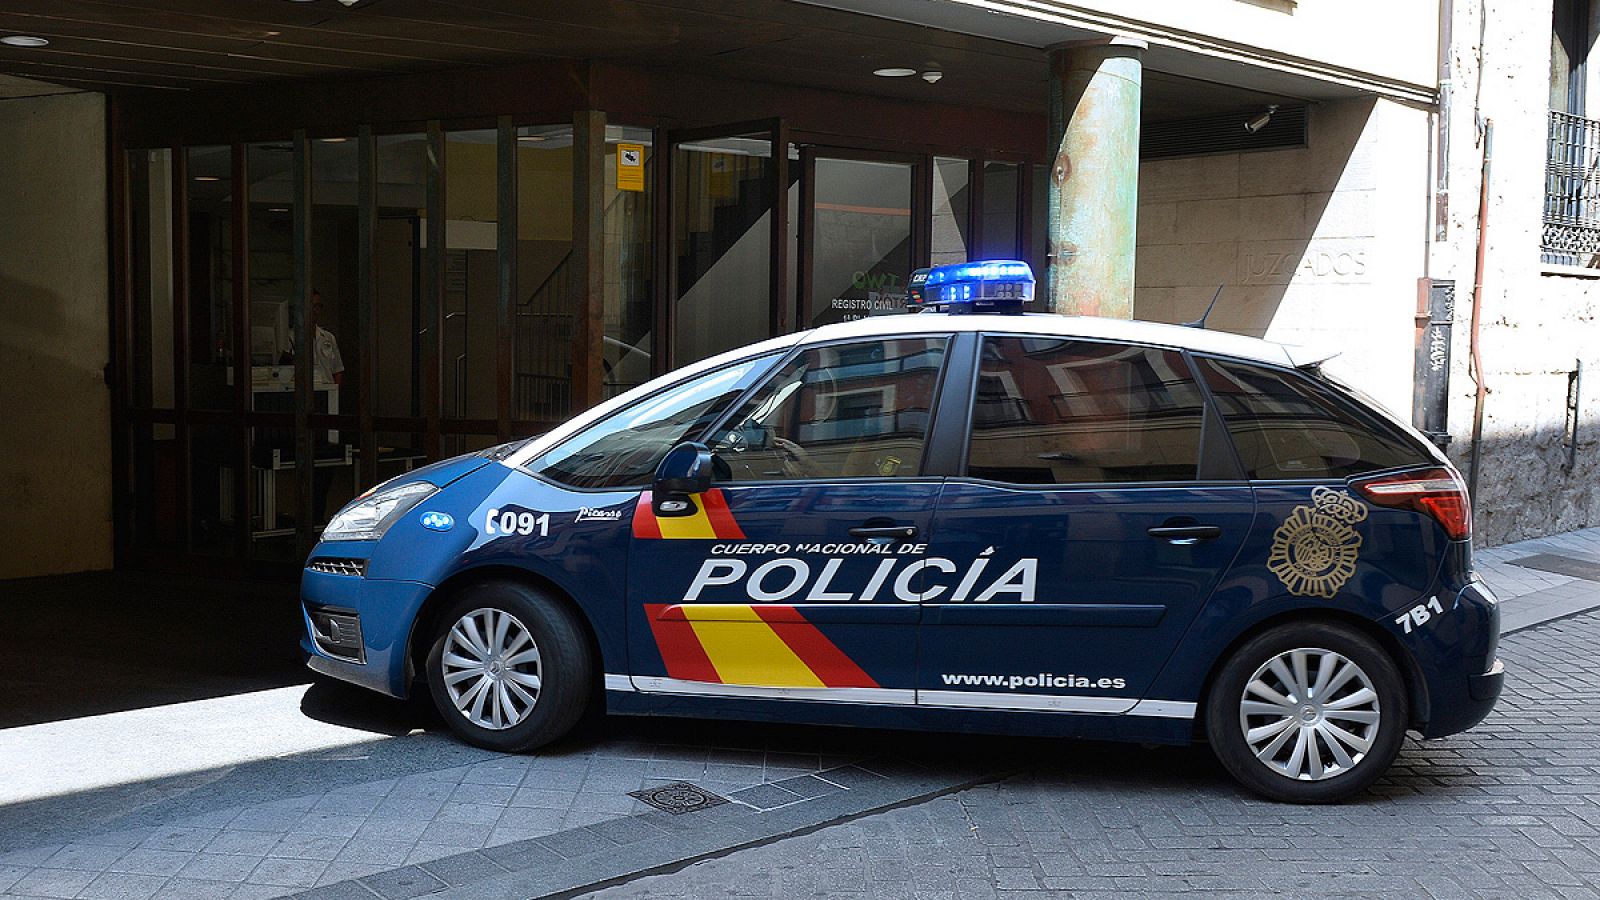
[[425, 581, 594, 754], [1204, 620, 1408, 803]]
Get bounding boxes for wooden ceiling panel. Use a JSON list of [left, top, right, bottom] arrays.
[[2, 0, 1047, 94], [0, 0, 1285, 127], [628, 53, 1038, 115], [709, 30, 1043, 84], [0, 0, 338, 42], [0, 41, 334, 81]]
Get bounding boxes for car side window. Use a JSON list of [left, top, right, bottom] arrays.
[[966, 337, 1207, 485], [709, 337, 949, 481], [529, 355, 774, 489], [1197, 357, 1424, 479]]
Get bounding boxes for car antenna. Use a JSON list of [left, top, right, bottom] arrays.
[[1182, 285, 1224, 329]]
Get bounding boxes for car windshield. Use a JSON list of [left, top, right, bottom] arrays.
[[526, 355, 774, 489]]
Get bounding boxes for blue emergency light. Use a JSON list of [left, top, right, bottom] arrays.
[[907, 260, 1035, 314]]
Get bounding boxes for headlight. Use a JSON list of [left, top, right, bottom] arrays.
[[322, 481, 437, 542]]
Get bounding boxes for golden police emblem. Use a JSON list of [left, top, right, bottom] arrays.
[[1266, 487, 1369, 599]]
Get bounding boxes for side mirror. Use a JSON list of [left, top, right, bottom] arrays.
[[653, 441, 713, 516]]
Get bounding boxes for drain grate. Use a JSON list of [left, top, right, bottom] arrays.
[[628, 782, 729, 816], [1509, 553, 1600, 582]]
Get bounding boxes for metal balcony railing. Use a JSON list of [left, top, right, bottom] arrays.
[[1544, 110, 1600, 266]]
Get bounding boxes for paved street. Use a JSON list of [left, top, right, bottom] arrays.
[[587, 613, 1600, 900], [1, 528, 1599, 900]]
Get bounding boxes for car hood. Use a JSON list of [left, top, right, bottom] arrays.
[[377, 452, 492, 493]]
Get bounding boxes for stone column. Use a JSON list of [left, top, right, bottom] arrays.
[[1046, 36, 1146, 318]]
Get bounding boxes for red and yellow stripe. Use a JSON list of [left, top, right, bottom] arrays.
[[645, 603, 878, 689], [632, 490, 746, 540]]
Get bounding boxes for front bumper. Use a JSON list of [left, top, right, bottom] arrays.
[[300, 564, 433, 698]]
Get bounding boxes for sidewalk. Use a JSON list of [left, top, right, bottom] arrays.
[[1474, 524, 1600, 632]]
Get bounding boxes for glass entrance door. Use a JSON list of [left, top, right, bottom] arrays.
[[667, 120, 792, 368], [801, 150, 924, 329]]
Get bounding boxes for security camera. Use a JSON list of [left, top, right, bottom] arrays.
[[336, 0, 360, 6], [922, 71, 943, 84], [1244, 105, 1279, 134]]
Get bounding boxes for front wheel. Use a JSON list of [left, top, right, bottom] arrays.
[[1205, 621, 1408, 803], [425, 581, 594, 753]]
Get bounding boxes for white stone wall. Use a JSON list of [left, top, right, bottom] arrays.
[[1431, 0, 1600, 545], [0, 91, 113, 577]]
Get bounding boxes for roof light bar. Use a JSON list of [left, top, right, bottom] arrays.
[[907, 259, 1035, 315]]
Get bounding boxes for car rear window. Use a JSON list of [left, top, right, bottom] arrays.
[[1197, 357, 1426, 480]]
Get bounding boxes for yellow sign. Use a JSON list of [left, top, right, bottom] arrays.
[[616, 143, 645, 192]]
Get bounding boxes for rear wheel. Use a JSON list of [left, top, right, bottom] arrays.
[[1205, 621, 1408, 803], [425, 581, 593, 753]]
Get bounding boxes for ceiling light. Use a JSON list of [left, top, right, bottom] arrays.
[[193, 176, 221, 182], [319, 137, 349, 143], [516, 135, 547, 142], [269, 207, 289, 213], [873, 67, 917, 77], [1, 35, 50, 48], [921, 70, 943, 84]]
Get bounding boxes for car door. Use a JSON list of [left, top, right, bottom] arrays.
[[917, 335, 1256, 715], [627, 334, 954, 705]]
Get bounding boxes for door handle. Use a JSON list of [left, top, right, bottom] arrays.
[[849, 525, 919, 542], [1147, 524, 1222, 544]]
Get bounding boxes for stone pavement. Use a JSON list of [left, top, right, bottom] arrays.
[[1475, 525, 1600, 632], [586, 608, 1600, 899], [1, 526, 1599, 900]]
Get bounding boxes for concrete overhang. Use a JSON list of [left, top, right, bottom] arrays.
[[795, 0, 1440, 108]]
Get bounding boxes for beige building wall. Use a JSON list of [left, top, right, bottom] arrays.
[[0, 91, 113, 578], [1134, 98, 1431, 418]]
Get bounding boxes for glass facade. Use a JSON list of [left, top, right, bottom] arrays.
[[513, 124, 577, 420], [808, 157, 915, 327], [931, 157, 971, 267], [673, 135, 779, 364], [601, 125, 656, 398], [119, 109, 1040, 571], [374, 132, 430, 421]]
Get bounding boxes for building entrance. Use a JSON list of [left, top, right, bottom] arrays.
[[801, 150, 923, 329], [668, 120, 794, 368]]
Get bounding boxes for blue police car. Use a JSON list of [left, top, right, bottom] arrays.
[[302, 261, 1502, 803]]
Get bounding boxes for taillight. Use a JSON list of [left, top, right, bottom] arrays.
[[1353, 467, 1472, 540]]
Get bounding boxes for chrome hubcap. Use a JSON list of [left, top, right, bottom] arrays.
[[441, 607, 541, 730], [1239, 647, 1380, 782]]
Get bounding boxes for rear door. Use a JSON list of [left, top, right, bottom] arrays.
[[917, 335, 1255, 715], [627, 334, 953, 705], [1188, 357, 1450, 606]]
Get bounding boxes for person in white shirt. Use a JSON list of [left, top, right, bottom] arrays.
[[287, 289, 344, 386]]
